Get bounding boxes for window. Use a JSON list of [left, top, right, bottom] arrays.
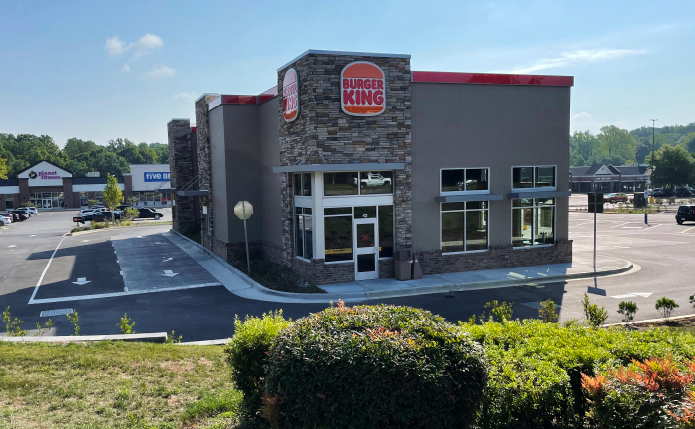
[[324, 209, 352, 262], [294, 207, 313, 259], [513, 166, 556, 189], [441, 168, 489, 193], [441, 201, 488, 253], [512, 198, 555, 247], [293, 173, 312, 196], [324, 171, 393, 196], [378, 205, 394, 258], [4, 194, 13, 210]]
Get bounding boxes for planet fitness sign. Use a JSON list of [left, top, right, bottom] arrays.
[[341, 61, 385, 116], [29, 170, 61, 180], [283, 68, 299, 122], [144, 172, 170, 182]]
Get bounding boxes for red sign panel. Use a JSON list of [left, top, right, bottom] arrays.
[[341, 61, 385, 116], [283, 68, 299, 122]]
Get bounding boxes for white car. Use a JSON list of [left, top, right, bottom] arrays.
[[0, 213, 12, 226], [25, 207, 38, 215]]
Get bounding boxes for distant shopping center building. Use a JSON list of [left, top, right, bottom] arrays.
[[569, 164, 650, 193], [169, 49, 574, 284], [0, 160, 173, 209]]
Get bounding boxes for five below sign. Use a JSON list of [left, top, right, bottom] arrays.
[[144, 172, 171, 182], [341, 61, 385, 116]]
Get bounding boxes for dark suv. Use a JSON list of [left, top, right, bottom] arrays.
[[676, 205, 695, 225]]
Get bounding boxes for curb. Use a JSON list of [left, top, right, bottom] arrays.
[[169, 229, 635, 303], [0, 332, 168, 343], [603, 313, 695, 327], [67, 222, 173, 236]]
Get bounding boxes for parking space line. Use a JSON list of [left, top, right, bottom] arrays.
[[680, 226, 695, 234], [644, 224, 662, 230], [610, 222, 631, 228], [28, 234, 68, 304], [28, 282, 223, 305]]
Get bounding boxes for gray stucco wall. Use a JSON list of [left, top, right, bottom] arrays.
[[209, 108, 228, 243], [221, 104, 264, 245], [411, 82, 571, 252], [258, 98, 282, 247]]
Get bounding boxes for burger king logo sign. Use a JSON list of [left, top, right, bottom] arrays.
[[283, 68, 299, 122], [341, 61, 385, 116]]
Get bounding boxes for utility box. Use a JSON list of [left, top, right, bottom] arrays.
[[394, 250, 412, 281], [633, 192, 646, 208], [588, 192, 604, 213]]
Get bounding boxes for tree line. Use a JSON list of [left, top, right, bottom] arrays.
[[0, 134, 168, 179]]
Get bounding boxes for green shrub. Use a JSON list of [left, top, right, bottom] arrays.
[[482, 300, 514, 322], [476, 354, 574, 429], [582, 293, 608, 327], [223, 311, 291, 416], [538, 299, 558, 322], [265, 304, 488, 429], [655, 297, 679, 320], [618, 301, 638, 323]]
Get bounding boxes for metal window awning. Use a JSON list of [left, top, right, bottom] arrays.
[[436, 193, 503, 203], [272, 162, 405, 173], [176, 190, 209, 197], [508, 190, 571, 199]]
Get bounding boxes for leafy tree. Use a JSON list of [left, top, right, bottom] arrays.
[[102, 173, 123, 224], [685, 132, 695, 154], [597, 125, 637, 165], [647, 145, 695, 188], [634, 138, 653, 164], [570, 131, 600, 166], [0, 156, 7, 179]]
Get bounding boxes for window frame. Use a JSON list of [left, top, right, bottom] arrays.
[[323, 171, 394, 198], [322, 204, 395, 264], [293, 206, 313, 261], [510, 197, 556, 249], [511, 165, 557, 191], [439, 201, 490, 255], [439, 167, 491, 195]]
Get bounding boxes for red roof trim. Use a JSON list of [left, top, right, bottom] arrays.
[[412, 71, 574, 87], [191, 127, 197, 132], [216, 85, 279, 106]]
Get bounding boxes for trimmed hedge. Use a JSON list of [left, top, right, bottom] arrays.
[[265, 304, 488, 429], [223, 311, 291, 416]]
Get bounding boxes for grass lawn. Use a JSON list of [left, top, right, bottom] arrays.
[[0, 341, 240, 429]]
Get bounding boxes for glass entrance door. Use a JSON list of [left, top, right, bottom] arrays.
[[353, 218, 379, 280], [43, 199, 52, 209]]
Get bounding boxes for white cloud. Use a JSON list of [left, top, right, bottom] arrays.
[[104, 34, 163, 60], [119, 63, 130, 73], [142, 65, 176, 80], [507, 48, 646, 74], [572, 112, 592, 120], [174, 91, 197, 102]]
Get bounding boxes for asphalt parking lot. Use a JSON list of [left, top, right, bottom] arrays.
[[1, 208, 695, 341]]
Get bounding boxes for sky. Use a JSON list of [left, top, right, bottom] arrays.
[[0, 0, 694, 147]]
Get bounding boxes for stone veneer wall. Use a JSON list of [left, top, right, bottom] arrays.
[[277, 52, 412, 282], [167, 119, 195, 233], [414, 239, 573, 275], [195, 95, 219, 253]]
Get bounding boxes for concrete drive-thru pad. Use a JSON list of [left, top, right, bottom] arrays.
[[166, 229, 637, 304], [113, 231, 220, 292]]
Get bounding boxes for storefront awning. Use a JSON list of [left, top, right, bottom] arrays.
[[507, 190, 571, 199], [273, 162, 405, 173], [436, 193, 503, 203], [177, 190, 209, 196]]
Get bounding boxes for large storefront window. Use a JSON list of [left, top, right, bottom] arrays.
[[441, 168, 489, 192], [294, 207, 313, 259], [323, 171, 393, 196], [441, 201, 488, 253], [323, 205, 394, 262], [4, 195, 13, 210], [30, 192, 64, 209], [513, 166, 556, 189], [512, 198, 555, 247]]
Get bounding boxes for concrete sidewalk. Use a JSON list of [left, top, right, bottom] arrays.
[[166, 230, 636, 304]]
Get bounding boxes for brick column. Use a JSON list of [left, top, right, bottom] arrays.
[[168, 119, 196, 233], [195, 94, 219, 250]]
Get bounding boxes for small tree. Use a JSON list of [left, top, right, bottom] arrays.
[[655, 297, 679, 321], [87, 199, 99, 208], [617, 301, 638, 323], [482, 300, 514, 323], [124, 207, 140, 221], [21, 201, 34, 208], [117, 313, 135, 334], [102, 173, 123, 224], [66, 311, 80, 336], [538, 299, 558, 323], [3, 307, 27, 337], [127, 196, 139, 207], [582, 293, 608, 327], [0, 156, 7, 179]]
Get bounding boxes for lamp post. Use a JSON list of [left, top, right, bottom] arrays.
[[645, 119, 657, 224]]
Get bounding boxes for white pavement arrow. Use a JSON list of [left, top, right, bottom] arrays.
[[162, 270, 178, 277], [72, 277, 91, 285], [631, 292, 653, 298]]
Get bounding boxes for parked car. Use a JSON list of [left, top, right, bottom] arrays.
[[605, 193, 628, 204], [14, 208, 34, 217], [356, 173, 392, 188], [0, 213, 12, 226], [676, 205, 695, 225], [675, 187, 693, 197], [7, 210, 29, 221], [653, 188, 674, 198], [90, 211, 121, 222], [137, 208, 163, 220]]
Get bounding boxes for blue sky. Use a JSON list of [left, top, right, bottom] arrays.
[[1, 0, 693, 147]]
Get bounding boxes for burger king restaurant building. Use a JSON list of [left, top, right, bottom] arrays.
[[169, 50, 573, 284]]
